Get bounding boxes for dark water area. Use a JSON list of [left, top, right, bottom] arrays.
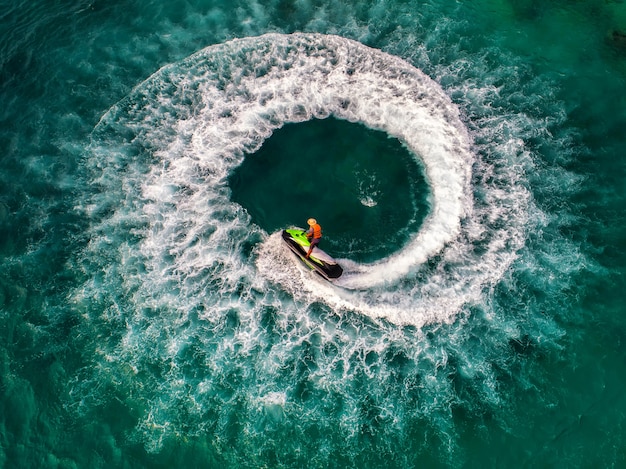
[[229, 117, 430, 262]]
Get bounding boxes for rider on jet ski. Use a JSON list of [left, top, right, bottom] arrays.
[[305, 218, 322, 259]]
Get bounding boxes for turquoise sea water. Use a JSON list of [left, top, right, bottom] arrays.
[[1, 0, 626, 467]]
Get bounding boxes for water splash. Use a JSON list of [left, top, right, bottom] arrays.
[[87, 33, 528, 326], [74, 33, 556, 458]]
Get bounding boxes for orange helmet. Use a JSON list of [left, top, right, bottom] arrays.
[[307, 218, 317, 226]]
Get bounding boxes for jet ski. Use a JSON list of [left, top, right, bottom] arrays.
[[281, 228, 343, 280]]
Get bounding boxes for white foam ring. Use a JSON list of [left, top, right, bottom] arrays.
[[89, 33, 527, 326]]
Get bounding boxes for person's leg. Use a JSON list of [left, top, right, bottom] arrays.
[[306, 238, 319, 258]]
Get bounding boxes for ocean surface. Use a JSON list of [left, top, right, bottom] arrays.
[[1, 0, 625, 467]]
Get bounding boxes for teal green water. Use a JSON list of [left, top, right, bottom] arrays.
[[229, 117, 430, 262], [1, 1, 625, 468]]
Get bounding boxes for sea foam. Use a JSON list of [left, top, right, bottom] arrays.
[[89, 32, 528, 326]]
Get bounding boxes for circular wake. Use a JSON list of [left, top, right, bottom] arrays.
[[87, 32, 527, 326]]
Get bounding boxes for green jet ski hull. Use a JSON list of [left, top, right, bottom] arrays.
[[281, 228, 343, 280]]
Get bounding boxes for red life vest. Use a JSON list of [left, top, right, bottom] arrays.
[[310, 223, 322, 239]]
